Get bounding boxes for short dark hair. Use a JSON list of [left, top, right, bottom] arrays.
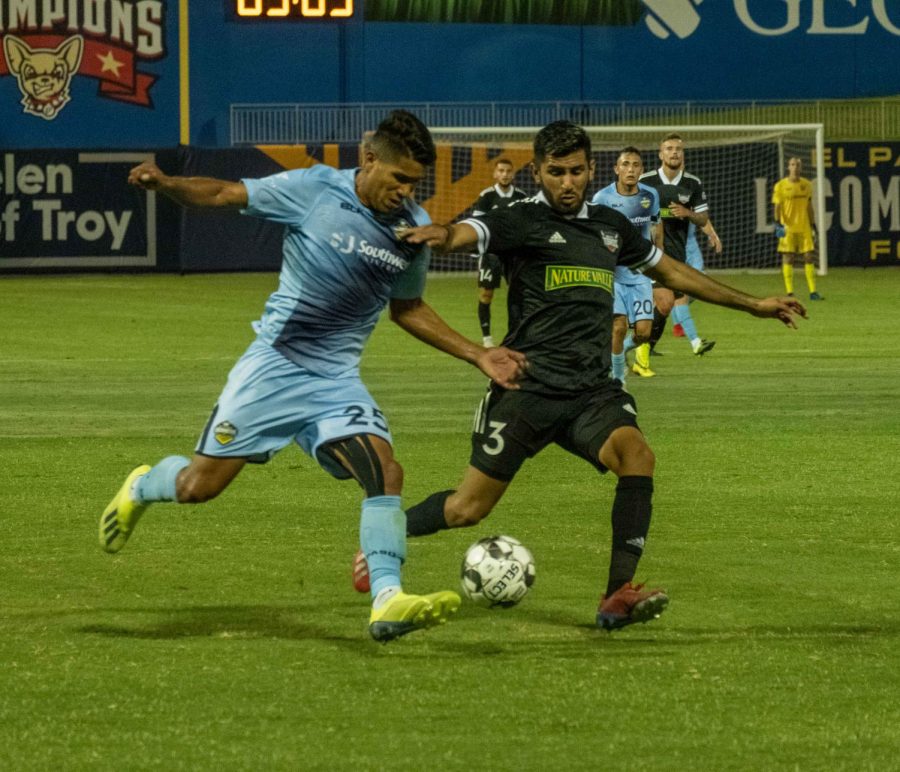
[[661, 132, 683, 144], [533, 121, 591, 163], [618, 146, 643, 161], [371, 110, 436, 167], [494, 157, 514, 168]]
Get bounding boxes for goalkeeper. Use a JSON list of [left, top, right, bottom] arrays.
[[773, 157, 823, 301]]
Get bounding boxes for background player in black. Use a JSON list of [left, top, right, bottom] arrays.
[[396, 122, 805, 631], [472, 158, 528, 346], [640, 133, 716, 356]]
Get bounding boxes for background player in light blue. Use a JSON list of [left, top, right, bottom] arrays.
[[591, 147, 661, 382], [99, 111, 527, 643]]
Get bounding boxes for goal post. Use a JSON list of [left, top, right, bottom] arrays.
[[421, 123, 826, 275]]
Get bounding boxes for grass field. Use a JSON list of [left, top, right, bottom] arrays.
[[1, 268, 898, 770]]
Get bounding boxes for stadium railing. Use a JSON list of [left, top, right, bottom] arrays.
[[230, 98, 900, 145]]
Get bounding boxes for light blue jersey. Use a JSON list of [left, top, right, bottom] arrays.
[[242, 165, 431, 378], [591, 183, 659, 287]]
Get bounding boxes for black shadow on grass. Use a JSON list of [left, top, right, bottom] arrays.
[[75, 604, 371, 651]]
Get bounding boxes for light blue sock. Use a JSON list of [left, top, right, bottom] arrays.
[[360, 495, 406, 599], [672, 305, 699, 342], [134, 456, 190, 503], [623, 332, 636, 353], [611, 351, 626, 382]]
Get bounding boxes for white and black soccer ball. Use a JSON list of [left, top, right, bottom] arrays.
[[460, 535, 535, 608]]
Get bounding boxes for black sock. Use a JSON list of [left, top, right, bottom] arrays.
[[606, 476, 653, 597], [648, 309, 668, 350], [478, 302, 491, 337], [406, 490, 453, 536]]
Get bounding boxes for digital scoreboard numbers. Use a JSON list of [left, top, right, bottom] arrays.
[[229, 0, 354, 20]]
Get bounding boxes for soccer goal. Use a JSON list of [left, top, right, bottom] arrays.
[[420, 124, 826, 275]]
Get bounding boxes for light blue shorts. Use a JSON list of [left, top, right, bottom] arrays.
[[614, 278, 654, 323], [196, 340, 392, 477]]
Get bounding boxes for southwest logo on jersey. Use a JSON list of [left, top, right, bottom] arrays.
[[601, 230, 621, 253], [545, 265, 613, 293], [214, 421, 238, 445], [0, 1, 166, 120]]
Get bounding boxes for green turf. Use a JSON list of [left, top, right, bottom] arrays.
[[1, 269, 898, 770]]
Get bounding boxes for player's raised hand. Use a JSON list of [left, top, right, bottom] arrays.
[[752, 296, 808, 328], [128, 161, 166, 190], [476, 346, 529, 390]]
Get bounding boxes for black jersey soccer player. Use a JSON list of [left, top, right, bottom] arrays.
[[640, 133, 716, 357], [366, 121, 805, 630], [472, 158, 528, 346]]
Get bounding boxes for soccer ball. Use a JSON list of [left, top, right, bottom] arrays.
[[460, 535, 535, 608]]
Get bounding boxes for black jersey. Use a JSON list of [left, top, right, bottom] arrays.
[[462, 193, 661, 394], [639, 168, 708, 261], [471, 184, 529, 216]]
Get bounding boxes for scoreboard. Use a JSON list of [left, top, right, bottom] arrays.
[[227, 0, 354, 19]]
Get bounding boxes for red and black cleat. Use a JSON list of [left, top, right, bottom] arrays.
[[596, 582, 669, 630], [352, 548, 370, 594]]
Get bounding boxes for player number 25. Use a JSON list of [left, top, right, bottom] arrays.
[[343, 405, 388, 432]]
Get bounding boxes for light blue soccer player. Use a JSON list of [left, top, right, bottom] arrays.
[[99, 111, 527, 643], [591, 147, 662, 382]]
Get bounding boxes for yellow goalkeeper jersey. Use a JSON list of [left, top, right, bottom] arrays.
[[772, 176, 813, 232]]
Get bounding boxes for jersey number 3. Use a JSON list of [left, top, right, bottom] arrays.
[[482, 420, 507, 456]]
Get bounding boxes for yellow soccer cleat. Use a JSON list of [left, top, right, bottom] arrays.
[[421, 590, 462, 626], [368, 590, 461, 643], [631, 362, 656, 378], [99, 465, 151, 554]]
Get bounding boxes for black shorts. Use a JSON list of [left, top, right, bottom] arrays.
[[478, 253, 503, 290], [469, 382, 641, 481]]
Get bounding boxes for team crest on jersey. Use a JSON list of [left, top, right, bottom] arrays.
[[1, 1, 166, 120], [678, 193, 690, 204], [214, 421, 238, 445], [640, 196, 651, 209], [601, 230, 621, 253], [392, 218, 412, 239]]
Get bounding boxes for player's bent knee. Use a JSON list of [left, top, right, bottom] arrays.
[[318, 434, 399, 497], [382, 457, 404, 495]]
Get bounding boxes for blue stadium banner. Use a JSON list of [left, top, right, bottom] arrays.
[[0, 150, 176, 270], [0, 1, 178, 148], [822, 142, 900, 266]]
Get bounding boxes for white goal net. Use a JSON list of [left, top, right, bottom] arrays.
[[418, 124, 826, 274]]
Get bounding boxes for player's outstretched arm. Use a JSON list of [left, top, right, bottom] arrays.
[[389, 297, 528, 389], [400, 223, 479, 254], [127, 161, 248, 209], [646, 254, 807, 328]]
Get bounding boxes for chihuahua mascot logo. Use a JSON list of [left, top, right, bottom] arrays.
[[0, 1, 167, 120], [3, 34, 83, 120]]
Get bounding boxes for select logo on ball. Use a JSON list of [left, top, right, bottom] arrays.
[[641, 0, 703, 39]]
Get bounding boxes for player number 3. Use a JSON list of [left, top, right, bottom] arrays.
[[482, 420, 508, 456]]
